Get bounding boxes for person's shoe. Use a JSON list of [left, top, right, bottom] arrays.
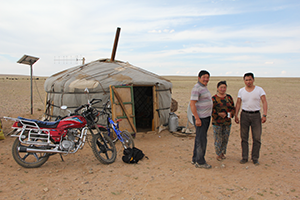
[[191, 161, 195, 165], [253, 160, 260, 166], [239, 159, 248, 164], [195, 163, 212, 169], [221, 153, 226, 159], [216, 155, 222, 161]]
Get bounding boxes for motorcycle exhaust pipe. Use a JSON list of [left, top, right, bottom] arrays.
[[18, 147, 67, 154]]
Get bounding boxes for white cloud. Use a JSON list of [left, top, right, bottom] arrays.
[[0, 0, 299, 77], [148, 29, 175, 34], [265, 62, 274, 64], [148, 30, 160, 33]]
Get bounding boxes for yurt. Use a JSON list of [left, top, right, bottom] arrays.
[[44, 58, 173, 134]]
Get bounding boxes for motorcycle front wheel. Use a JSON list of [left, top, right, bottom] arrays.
[[91, 133, 116, 164], [12, 138, 50, 168]]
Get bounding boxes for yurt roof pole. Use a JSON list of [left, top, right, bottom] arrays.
[[110, 27, 121, 62]]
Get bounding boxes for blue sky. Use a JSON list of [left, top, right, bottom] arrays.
[[1, 0, 299, 77]]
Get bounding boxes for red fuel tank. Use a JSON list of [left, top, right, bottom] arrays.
[[56, 115, 87, 129], [50, 115, 87, 142]]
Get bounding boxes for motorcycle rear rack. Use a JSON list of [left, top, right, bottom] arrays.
[[4, 117, 53, 146]]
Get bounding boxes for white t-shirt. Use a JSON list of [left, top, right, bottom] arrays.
[[237, 86, 266, 111]]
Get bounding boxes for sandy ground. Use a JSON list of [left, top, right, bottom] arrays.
[[0, 75, 299, 200]]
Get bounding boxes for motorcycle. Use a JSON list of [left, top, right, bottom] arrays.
[[3, 98, 117, 168]]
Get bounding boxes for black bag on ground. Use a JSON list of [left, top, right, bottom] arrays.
[[122, 147, 145, 164]]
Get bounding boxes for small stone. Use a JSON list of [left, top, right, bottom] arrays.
[[43, 187, 49, 192]]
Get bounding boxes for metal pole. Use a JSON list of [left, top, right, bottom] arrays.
[[30, 63, 33, 115], [17, 55, 39, 115], [110, 27, 121, 62]]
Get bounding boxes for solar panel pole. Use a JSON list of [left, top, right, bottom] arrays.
[[17, 55, 39, 115], [30, 61, 33, 114]]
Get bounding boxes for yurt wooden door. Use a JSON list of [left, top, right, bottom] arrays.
[[109, 85, 137, 134]]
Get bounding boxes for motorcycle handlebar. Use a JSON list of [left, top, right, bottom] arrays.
[[90, 98, 102, 105], [73, 99, 102, 113], [74, 105, 85, 113]]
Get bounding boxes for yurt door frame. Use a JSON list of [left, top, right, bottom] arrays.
[[109, 85, 159, 133], [109, 85, 136, 134]]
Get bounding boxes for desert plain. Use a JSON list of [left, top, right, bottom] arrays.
[[0, 74, 299, 199]]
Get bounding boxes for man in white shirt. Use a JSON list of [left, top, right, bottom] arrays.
[[235, 72, 268, 165]]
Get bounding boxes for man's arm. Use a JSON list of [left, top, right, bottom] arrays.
[[235, 98, 241, 124], [261, 95, 268, 123], [190, 100, 202, 126]]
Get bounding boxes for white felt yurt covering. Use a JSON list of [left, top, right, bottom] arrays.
[[44, 59, 172, 132]]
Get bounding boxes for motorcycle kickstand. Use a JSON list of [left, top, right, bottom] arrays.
[[59, 154, 64, 162]]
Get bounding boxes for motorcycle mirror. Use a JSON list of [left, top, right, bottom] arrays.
[[61, 105, 68, 110], [85, 88, 91, 104]]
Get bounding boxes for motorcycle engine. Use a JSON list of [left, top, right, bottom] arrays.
[[61, 140, 75, 151], [60, 129, 77, 151]]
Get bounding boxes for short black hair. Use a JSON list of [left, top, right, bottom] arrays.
[[217, 81, 227, 88], [243, 72, 254, 79], [198, 70, 210, 78]]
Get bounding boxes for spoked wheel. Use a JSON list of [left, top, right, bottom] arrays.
[[12, 138, 50, 168], [91, 133, 116, 164], [119, 130, 135, 149]]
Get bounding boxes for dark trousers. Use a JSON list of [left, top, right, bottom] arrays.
[[192, 116, 211, 164], [240, 111, 262, 161]]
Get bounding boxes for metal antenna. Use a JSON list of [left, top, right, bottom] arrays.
[[54, 55, 85, 65]]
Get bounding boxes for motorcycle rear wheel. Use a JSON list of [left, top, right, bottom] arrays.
[[91, 133, 116, 164], [12, 138, 50, 168]]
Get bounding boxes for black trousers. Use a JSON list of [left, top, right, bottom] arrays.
[[240, 111, 262, 161]]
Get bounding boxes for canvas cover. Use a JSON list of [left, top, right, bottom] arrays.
[[44, 59, 172, 127]]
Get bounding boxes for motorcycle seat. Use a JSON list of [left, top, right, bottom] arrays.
[[17, 117, 60, 128]]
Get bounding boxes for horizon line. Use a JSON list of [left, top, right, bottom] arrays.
[[1, 73, 300, 79]]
